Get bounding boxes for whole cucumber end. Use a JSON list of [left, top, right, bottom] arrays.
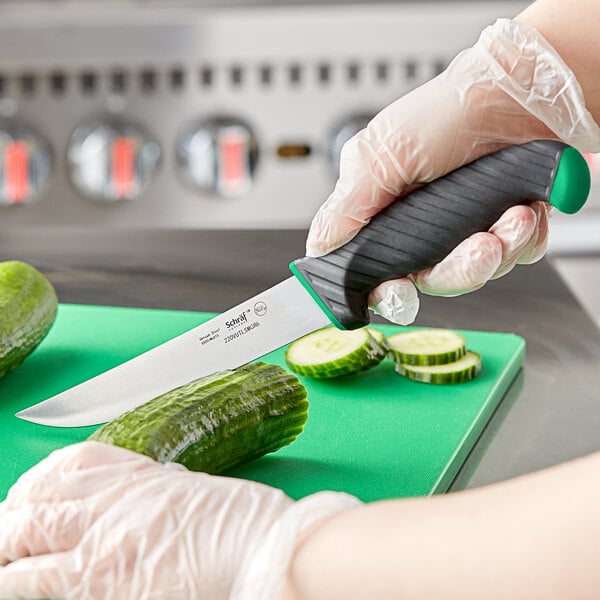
[[0, 261, 58, 380]]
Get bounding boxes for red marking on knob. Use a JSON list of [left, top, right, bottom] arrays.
[[111, 137, 136, 198], [4, 141, 30, 203]]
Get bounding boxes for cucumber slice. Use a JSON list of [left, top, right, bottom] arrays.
[[367, 327, 389, 352], [387, 329, 466, 366], [396, 350, 482, 384], [285, 326, 386, 379]]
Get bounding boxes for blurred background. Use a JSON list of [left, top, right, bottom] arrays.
[[0, 0, 598, 321]]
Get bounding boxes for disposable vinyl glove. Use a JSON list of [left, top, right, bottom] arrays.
[[306, 18, 600, 325], [0, 441, 360, 600]]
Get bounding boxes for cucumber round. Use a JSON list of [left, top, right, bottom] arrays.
[[367, 327, 389, 352], [396, 350, 482, 384], [387, 328, 466, 366], [0, 261, 58, 379], [285, 326, 387, 379]]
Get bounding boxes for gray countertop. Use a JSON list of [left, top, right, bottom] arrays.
[[3, 228, 600, 490]]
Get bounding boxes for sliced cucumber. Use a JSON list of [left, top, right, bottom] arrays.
[[396, 350, 482, 384], [387, 328, 466, 366], [367, 327, 389, 352], [285, 326, 386, 379]]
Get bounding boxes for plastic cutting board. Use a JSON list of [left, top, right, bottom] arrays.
[[0, 304, 525, 501]]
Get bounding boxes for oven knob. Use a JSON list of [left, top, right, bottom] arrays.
[[328, 113, 374, 177], [67, 121, 160, 201], [0, 125, 52, 205], [177, 118, 259, 197]]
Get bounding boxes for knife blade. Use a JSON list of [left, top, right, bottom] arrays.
[[16, 140, 590, 427]]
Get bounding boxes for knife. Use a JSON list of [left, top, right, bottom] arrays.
[[17, 140, 590, 427]]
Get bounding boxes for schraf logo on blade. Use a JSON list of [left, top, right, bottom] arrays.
[[225, 311, 249, 329]]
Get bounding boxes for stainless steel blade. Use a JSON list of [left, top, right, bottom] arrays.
[[16, 276, 330, 427]]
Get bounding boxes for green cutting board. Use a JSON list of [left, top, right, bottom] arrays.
[[0, 304, 525, 502]]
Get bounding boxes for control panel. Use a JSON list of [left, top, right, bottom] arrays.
[[1, 0, 596, 250]]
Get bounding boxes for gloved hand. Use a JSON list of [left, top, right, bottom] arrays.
[[0, 441, 359, 600], [306, 18, 600, 325]]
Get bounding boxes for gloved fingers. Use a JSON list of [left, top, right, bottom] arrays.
[[306, 100, 428, 257], [0, 552, 76, 599], [367, 278, 420, 326], [367, 203, 548, 304], [0, 500, 89, 566], [20, 441, 148, 478], [487, 204, 539, 280], [1, 443, 99, 500], [5, 442, 157, 507], [413, 232, 503, 297], [514, 201, 551, 265]]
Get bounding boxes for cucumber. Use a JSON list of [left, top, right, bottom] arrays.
[[89, 362, 308, 474], [284, 326, 387, 379], [0, 260, 58, 379], [387, 328, 466, 366], [367, 327, 389, 352], [395, 350, 482, 384]]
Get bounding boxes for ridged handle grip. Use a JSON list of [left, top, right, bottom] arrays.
[[291, 140, 590, 329]]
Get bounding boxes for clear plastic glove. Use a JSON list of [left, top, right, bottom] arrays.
[[306, 18, 600, 325], [0, 441, 359, 600]]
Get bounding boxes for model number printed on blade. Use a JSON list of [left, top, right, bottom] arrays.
[[224, 321, 260, 343], [199, 305, 264, 347]]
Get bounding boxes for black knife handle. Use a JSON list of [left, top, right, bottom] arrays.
[[291, 140, 590, 329]]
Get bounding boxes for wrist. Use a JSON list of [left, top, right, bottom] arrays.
[[473, 18, 600, 152], [516, 0, 600, 126], [231, 491, 361, 600]]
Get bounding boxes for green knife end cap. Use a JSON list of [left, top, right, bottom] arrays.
[[549, 146, 591, 214]]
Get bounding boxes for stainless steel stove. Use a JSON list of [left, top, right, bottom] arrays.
[[0, 1, 532, 224], [0, 0, 598, 253]]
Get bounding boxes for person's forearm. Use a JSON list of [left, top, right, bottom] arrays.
[[516, 0, 600, 123], [282, 451, 600, 599]]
